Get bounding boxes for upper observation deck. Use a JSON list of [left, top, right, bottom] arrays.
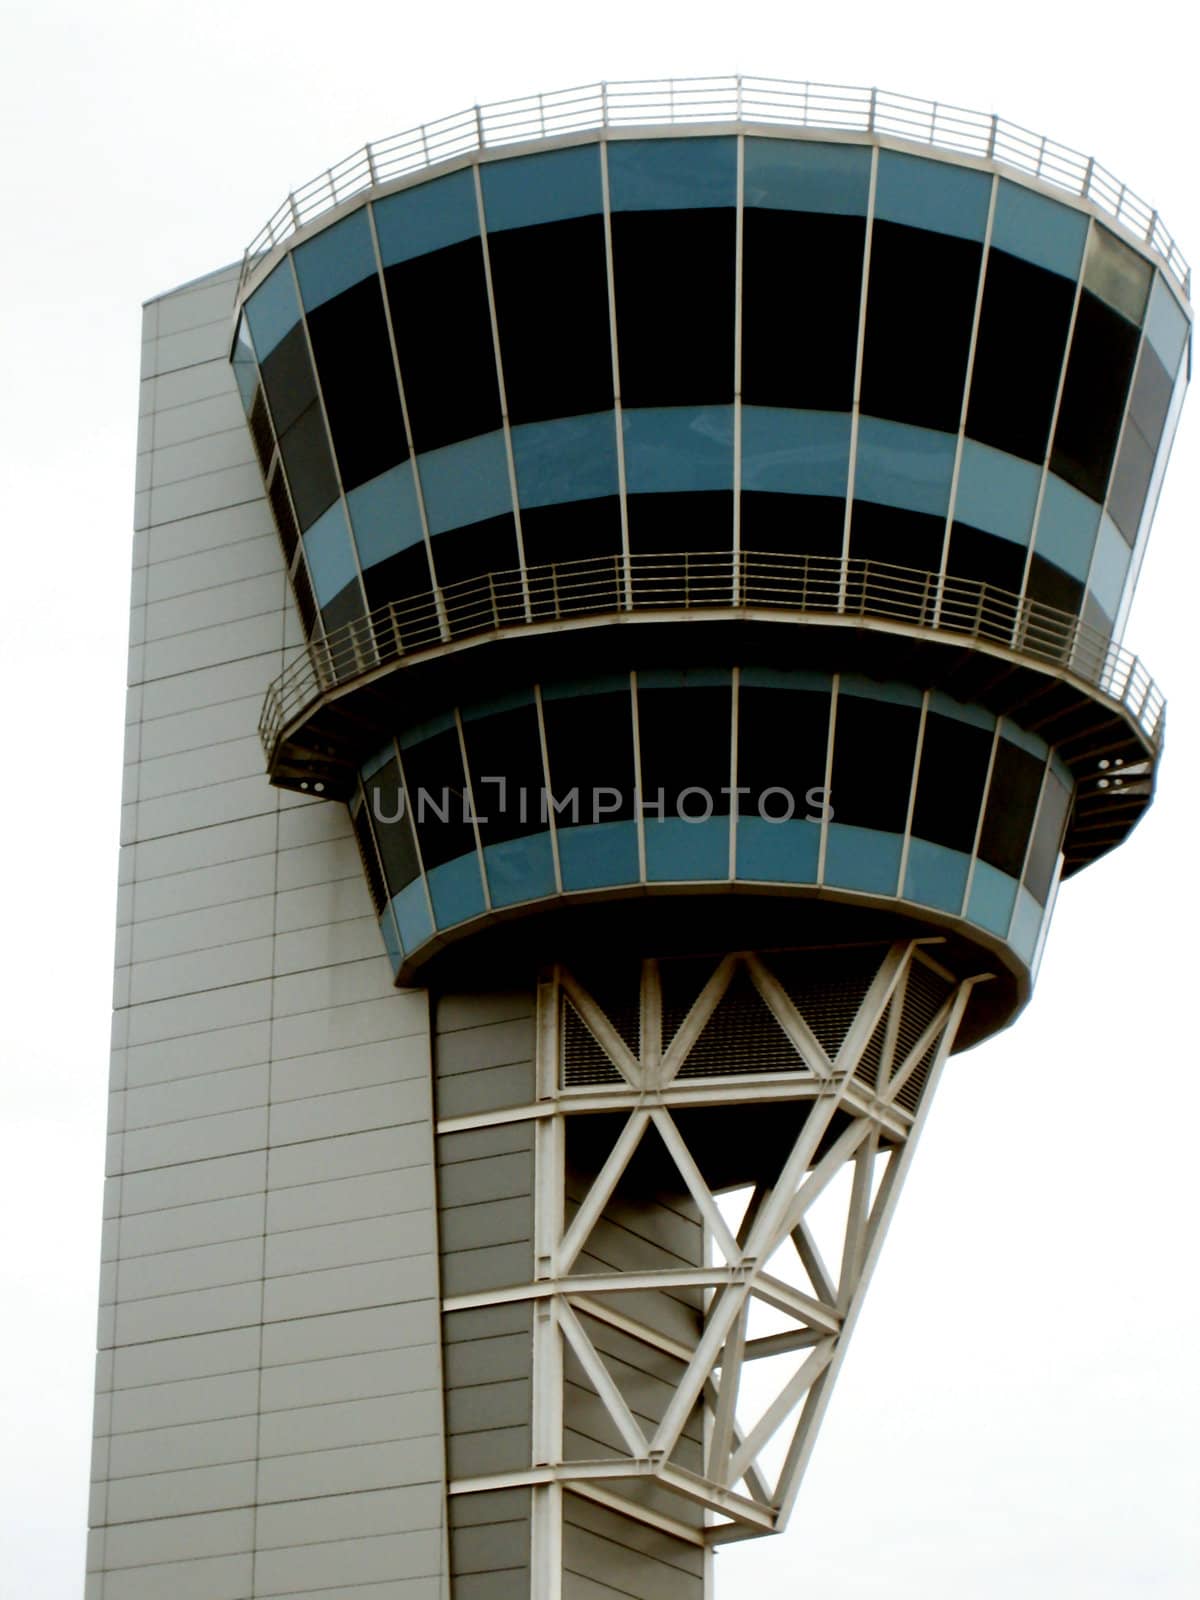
[[228, 84, 1189, 989]]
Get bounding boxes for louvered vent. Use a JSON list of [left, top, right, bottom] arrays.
[[561, 997, 624, 1086], [249, 385, 275, 474], [678, 967, 807, 1079], [764, 948, 884, 1059]]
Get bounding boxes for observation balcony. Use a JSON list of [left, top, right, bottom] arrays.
[[260, 550, 1161, 875]]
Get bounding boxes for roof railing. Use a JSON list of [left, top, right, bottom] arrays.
[[237, 75, 1190, 300], [258, 550, 1165, 770]]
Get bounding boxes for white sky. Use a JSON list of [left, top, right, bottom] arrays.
[[1, 1, 1197, 1595]]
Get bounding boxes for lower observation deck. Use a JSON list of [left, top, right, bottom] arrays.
[[260, 550, 1162, 875]]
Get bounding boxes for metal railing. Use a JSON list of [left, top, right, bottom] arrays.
[[258, 551, 1165, 768], [238, 75, 1189, 299]]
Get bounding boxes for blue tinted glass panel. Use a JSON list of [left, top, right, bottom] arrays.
[[838, 675, 922, 707], [1010, 886, 1042, 963], [874, 151, 990, 242], [418, 431, 513, 533], [823, 824, 902, 894], [1035, 475, 1102, 581], [379, 905, 402, 973], [511, 412, 620, 507], [244, 264, 301, 359], [622, 406, 734, 493], [644, 817, 728, 882], [557, 820, 640, 891], [1087, 512, 1130, 619], [967, 860, 1018, 936], [953, 440, 1040, 546], [231, 317, 258, 412], [607, 137, 737, 211], [741, 666, 832, 693], [1144, 275, 1189, 374], [483, 834, 557, 907], [991, 181, 1087, 280], [998, 720, 1048, 760], [741, 408, 852, 497], [374, 170, 479, 265], [346, 462, 425, 568], [743, 138, 871, 216], [854, 419, 956, 517], [736, 817, 820, 883], [482, 144, 603, 231], [426, 852, 487, 928], [904, 838, 970, 914], [302, 502, 359, 606], [927, 691, 993, 731], [391, 879, 434, 951], [398, 709, 457, 748], [1083, 227, 1152, 326], [294, 210, 377, 311]]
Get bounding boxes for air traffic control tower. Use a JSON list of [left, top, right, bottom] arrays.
[[96, 79, 1189, 1600]]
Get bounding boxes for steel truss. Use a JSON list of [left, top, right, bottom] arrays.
[[443, 940, 992, 1576]]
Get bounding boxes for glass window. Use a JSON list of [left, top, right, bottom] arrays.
[[511, 413, 620, 508], [944, 523, 1027, 597], [622, 406, 735, 494], [953, 440, 1039, 547], [306, 277, 406, 491], [231, 316, 258, 414], [481, 144, 604, 232], [385, 239, 502, 452], [278, 402, 339, 530], [977, 739, 1044, 877], [607, 137, 737, 212], [302, 502, 358, 607], [911, 712, 993, 852], [362, 758, 421, 896], [611, 209, 736, 407], [990, 181, 1087, 280], [373, 169, 479, 266], [854, 418, 956, 518], [873, 151, 991, 242], [267, 469, 299, 566], [350, 791, 387, 913], [259, 322, 317, 437], [418, 430, 513, 535], [459, 698, 548, 848], [741, 409, 851, 499], [1144, 274, 1190, 375], [828, 687, 920, 835], [743, 138, 871, 216], [488, 215, 614, 424], [1023, 769, 1071, 905], [1050, 291, 1140, 503], [737, 677, 830, 826], [244, 263, 301, 360], [1034, 475, 1101, 583], [848, 502, 946, 585], [966, 250, 1076, 463], [347, 461, 425, 569], [859, 223, 982, 432], [637, 672, 733, 819], [542, 681, 636, 827], [1082, 226, 1152, 326], [1087, 513, 1131, 619], [293, 209, 377, 311], [741, 210, 865, 411], [401, 726, 478, 871]]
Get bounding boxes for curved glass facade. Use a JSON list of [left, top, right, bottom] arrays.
[[233, 134, 1190, 656], [346, 669, 1073, 977]]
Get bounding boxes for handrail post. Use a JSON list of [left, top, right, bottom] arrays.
[[488, 572, 499, 631], [475, 103, 486, 151], [868, 86, 877, 134], [987, 113, 998, 160], [365, 142, 379, 186]]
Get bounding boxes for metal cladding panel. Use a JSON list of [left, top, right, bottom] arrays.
[[96, 272, 448, 1596]]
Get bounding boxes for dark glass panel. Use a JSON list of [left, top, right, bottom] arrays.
[[741, 493, 844, 609], [1023, 770, 1071, 905], [859, 222, 982, 433], [361, 760, 421, 896], [966, 250, 1076, 463], [543, 689, 636, 826], [978, 741, 1044, 877], [428, 515, 523, 634], [521, 499, 623, 620], [362, 544, 439, 656], [911, 714, 993, 852], [278, 402, 339, 529], [385, 239, 502, 453], [848, 503, 944, 621], [741, 210, 864, 410], [1025, 551, 1083, 618], [610, 209, 736, 407], [249, 385, 275, 473], [350, 797, 388, 914], [627, 492, 734, 607], [828, 693, 920, 834], [267, 468, 299, 566], [319, 576, 366, 640], [944, 524, 1028, 594], [305, 278, 407, 492], [1050, 290, 1140, 502], [637, 684, 733, 816], [291, 556, 317, 636], [402, 728, 477, 869], [737, 686, 830, 818], [1107, 424, 1155, 543], [460, 704, 548, 846], [487, 216, 614, 424], [1129, 342, 1172, 444], [259, 322, 318, 436]]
